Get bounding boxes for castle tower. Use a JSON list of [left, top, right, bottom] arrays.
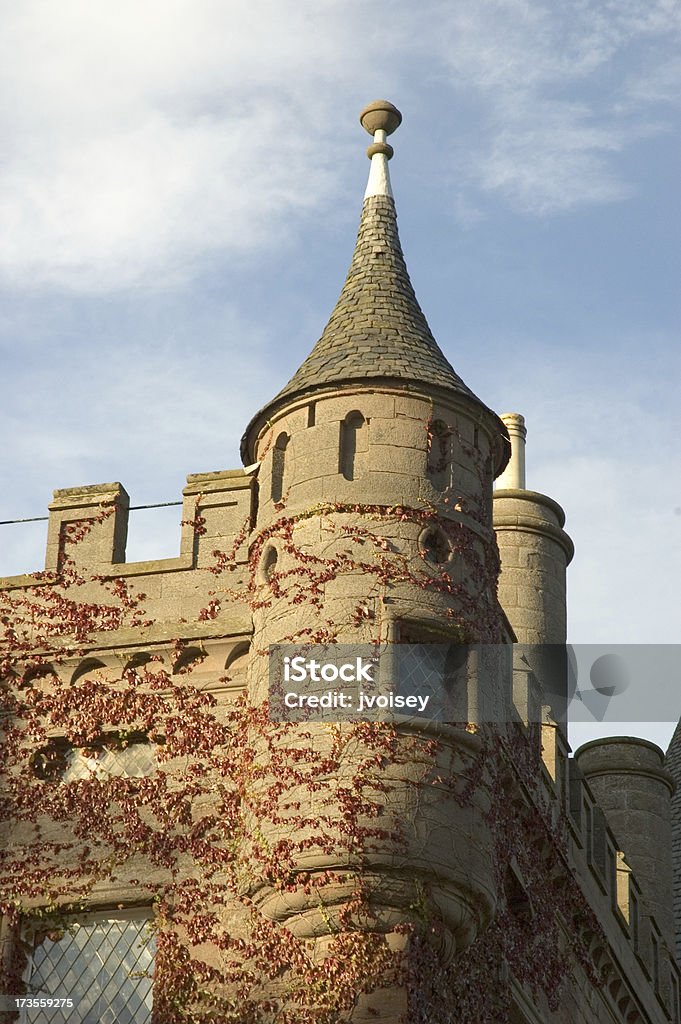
[[241, 101, 511, 659], [576, 738, 675, 951], [237, 101, 512, 1012]]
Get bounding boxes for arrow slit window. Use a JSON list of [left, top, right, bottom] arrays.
[[340, 411, 367, 481]]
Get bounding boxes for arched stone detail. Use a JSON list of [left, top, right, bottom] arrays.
[[70, 658, 108, 685], [258, 542, 280, 584], [123, 652, 153, 673], [172, 646, 207, 675], [224, 643, 250, 685]]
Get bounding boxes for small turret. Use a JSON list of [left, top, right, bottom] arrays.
[[493, 413, 573, 645], [576, 737, 675, 951]]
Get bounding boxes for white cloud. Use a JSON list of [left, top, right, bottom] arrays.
[[430, 0, 681, 214], [0, 107, 333, 290], [0, 0, 679, 290], [488, 336, 681, 644], [478, 109, 632, 213], [0, 0, 386, 292]]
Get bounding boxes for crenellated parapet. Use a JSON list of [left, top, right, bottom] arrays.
[[45, 482, 130, 571], [40, 469, 256, 576], [0, 469, 256, 650]]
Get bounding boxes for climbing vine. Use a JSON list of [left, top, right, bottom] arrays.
[[0, 418, 604, 1023]]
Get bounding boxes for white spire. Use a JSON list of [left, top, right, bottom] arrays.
[[365, 129, 393, 199], [359, 100, 402, 201]]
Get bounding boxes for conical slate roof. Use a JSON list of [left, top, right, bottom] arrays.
[[241, 100, 507, 466], [272, 192, 480, 405]]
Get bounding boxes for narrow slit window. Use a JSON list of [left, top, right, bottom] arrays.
[[271, 433, 289, 503], [260, 543, 279, 584], [340, 412, 367, 481], [427, 420, 450, 491]]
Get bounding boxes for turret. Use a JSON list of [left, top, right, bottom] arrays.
[[493, 413, 573, 646], [575, 738, 675, 951], [241, 102, 510, 664], [492, 414, 574, 733], [239, 101, 512, 1011]]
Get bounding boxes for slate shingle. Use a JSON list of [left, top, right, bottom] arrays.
[[273, 196, 481, 402], [241, 192, 500, 462]]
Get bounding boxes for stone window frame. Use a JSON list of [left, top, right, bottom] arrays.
[[31, 731, 157, 784], [339, 410, 368, 482], [426, 418, 452, 492], [271, 431, 290, 504], [16, 905, 155, 1024], [417, 525, 453, 566]]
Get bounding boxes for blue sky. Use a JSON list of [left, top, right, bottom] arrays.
[[1, 0, 679, 745]]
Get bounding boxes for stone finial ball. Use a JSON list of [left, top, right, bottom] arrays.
[[359, 100, 402, 136]]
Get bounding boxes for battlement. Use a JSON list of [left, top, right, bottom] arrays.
[[1, 468, 257, 587]]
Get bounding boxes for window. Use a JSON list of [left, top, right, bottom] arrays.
[[21, 909, 154, 1024], [271, 432, 289, 503], [259, 543, 279, 583], [32, 738, 155, 783], [395, 623, 469, 721], [340, 411, 367, 481], [427, 420, 451, 491], [62, 741, 155, 782], [418, 526, 451, 565]]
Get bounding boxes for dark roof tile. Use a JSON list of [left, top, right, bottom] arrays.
[[241, 188, 508, 468]]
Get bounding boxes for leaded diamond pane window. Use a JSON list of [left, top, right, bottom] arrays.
[[62, 742, 155, 782], [21, 910, 154, 1023]]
